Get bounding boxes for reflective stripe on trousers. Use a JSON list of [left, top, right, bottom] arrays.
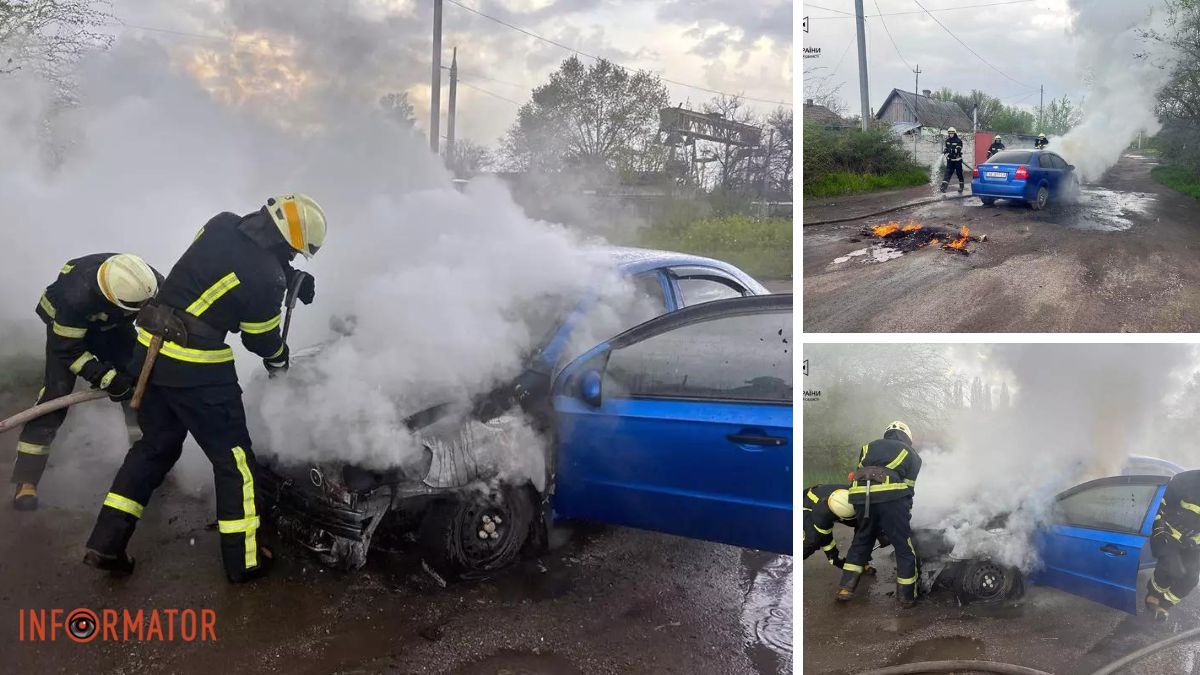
[[217, 446, 259, 569]]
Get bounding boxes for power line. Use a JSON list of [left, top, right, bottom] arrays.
[[911, 0, 1037, 91], [458, 79, 523, 106], [872, 0, 911, 71], [807, 0, 1035, 19], [445, 0, 792, 107]]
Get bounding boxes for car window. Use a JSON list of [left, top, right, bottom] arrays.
[[1052, 155, 1070, 170], [554, 273, 670, 372], [676, 276, 746, 306], [1038, 153, 1054, 168], [604, 308, 791, 403], [1053, 483, 1159, 534], [988, 150, 1034, 165]]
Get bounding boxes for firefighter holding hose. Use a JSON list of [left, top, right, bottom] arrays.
[[1146, 470, 1200, 621], [11, 254, 161, 511], [84, 194, 325, 582], [836, 421, 922, 608], [939, 128, 965, 194], [803, 483, 891, 573]]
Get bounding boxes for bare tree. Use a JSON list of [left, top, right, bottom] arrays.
[[766, 107, 793, 196], [0, 0, 113, 87], [448, 138, 492, 177], [699, 94, 761, 193], [802, 67, 848, 117], [379, 91, 417, 130]]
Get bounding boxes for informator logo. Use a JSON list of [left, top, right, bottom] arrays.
[[803, 16, 809, 33], [802, 46, 822, 60], [802, 359, 809, 376]]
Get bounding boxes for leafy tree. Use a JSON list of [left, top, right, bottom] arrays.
[[379, 91, 417, 129], [1037, 95, 1082, 135], [991, 106, 1036, 134], [448, 138, 491, 177], [1148, 0, 1200, 171], [501, 55, 670, 175], [766, 107, 793, 195], [933, 89, 1003, 130]]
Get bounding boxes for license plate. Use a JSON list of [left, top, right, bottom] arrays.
[[985, 171, 1007, 179]]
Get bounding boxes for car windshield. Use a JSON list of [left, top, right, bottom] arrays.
[[986, 150, 1034, 165]]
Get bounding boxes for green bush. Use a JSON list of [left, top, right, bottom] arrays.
[[634, 215, 792, 279], [1152, 164, 1200, 201], [805, 167, 929, 198], [803, 124, 928, 197]]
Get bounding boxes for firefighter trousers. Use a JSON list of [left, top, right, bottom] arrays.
[[12, 323, 136, 485], [841, 497, 919, 601], [941, 160, 964, 188], [1148, 536, 1200, 608], [86, 382, 267, 581]]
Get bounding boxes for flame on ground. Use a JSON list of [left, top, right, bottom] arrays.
[[942, 226, 970, 252], [871, 220, 923, 238]]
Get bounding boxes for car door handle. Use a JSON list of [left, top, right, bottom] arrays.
[[1099, 544, 1127, 557], [726, 433, 787, 447]]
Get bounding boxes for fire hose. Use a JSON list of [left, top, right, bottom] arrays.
[[0, 390, 109, 435], [857, 625, 1200, 675]]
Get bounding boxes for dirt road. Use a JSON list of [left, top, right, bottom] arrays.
[[803, 154, 1200, 332], [803, 531, 1200, 675], [0, 390, 791, 675]]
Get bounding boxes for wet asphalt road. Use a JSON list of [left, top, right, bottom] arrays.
[[803, 154, 1200, 332], [803, 530, 1200, 675], [0, 389, 791, 675]]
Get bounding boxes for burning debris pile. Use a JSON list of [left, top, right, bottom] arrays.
[[859, 220, 987, 255]]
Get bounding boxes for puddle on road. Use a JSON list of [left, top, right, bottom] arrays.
[[741, 551, 793, 675], [891, 636, 986, 665], [1028, 186, 1157, 232]]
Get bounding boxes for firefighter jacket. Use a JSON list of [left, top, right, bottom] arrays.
[[987, 140, 1005, 157], [847, 436, 921, 505], [1035, 137, 1049, 149], [136, 210, 290, 387], [36, 253, 162, 390], [944, 135, 964, 162], [803, 484, 856, 563], [1155, 470, 1200, 549]]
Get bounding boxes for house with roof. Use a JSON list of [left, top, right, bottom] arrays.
[[875, 88, 975, 169], [802, 99, 854, 130]]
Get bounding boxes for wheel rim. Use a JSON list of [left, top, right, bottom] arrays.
[[1038, 188, 1048, 207], [458, 497, 515, 564], [966, 562, 1007, 601]]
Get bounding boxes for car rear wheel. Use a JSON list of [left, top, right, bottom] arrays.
[[419, 483, 536, 582], [979, 197, 996, 206], [950, 559, 1024, 605], [1029, 185, 1049, 210]]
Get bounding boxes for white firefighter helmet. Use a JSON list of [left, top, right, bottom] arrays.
[[97, 254, 158, 311], [1039, 132, 1047, 139], [266, 193, 327, 259], [828, 489, 855, 520], [948, 127, 957, 134], [995, 135, 1003, 141], [884, 420, 913, 443]]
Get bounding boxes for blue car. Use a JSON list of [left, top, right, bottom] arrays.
[[971, 149, 1081, 210], [256, 251, 786, 579], [919, 472, 1170, 614]]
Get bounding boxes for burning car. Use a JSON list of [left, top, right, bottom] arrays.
[[971, 149, 1081, 210], [255, 250, 790, 580], [913, 472, 1171, 614]]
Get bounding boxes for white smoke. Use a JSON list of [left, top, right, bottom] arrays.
[[914, 344, 1193, 571], [0, 11, 638, 488], [1055, 0, 1175, 181]]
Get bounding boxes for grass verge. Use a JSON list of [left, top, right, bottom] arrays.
[[1152, 164, 1200, 201], [634, 215, 793, 280], [804, 167, 930, 198]]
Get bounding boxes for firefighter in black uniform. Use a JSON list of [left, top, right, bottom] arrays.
[[836, 421, 922, 608], [1146, 470, 1200, 621], [939, 128, 965, 194], [803, 484, 890, 571], [12, 254, 161, 510], [84, 194, 326, 582], [1035, 132, 1049, 149], [987, 135, 1005, 159]]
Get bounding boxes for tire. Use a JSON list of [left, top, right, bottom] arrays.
[[979, 197, 996, 206], [950, 559, 1024, 605], [418, 483, 536, 582], [1029, 185, 1049, 210]]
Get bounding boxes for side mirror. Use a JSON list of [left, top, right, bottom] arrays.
[[1068, 164, 1075, 171], [580, 370, 602, 407]]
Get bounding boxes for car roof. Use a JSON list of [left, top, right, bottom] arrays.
[[596, 245, 747, 276]]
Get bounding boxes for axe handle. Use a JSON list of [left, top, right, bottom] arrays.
[[281, 271, 305, 344], [0, 390, 109, 434], [131, 335, 162, 410]]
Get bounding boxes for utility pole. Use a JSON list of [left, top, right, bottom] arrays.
[[447, 47, 458, 169], [430, 0, 442, 155], [854, 0, 870, 131], [912, 63, 921, 156], [1037, 84, 1044, 132]]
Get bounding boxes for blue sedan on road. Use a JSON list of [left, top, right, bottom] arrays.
[[971, 149, 1081, 210]]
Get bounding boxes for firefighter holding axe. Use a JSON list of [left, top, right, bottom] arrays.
[[84, 194, 326, 582], [836, 421, 923, 608]]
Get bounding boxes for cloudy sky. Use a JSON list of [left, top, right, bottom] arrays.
[[108, 0, 794, 149], [802, 0, 1084, 118]]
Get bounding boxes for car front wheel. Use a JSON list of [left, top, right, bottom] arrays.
[[419, 483, 536, 582], [1029, 185, 1049, 210], [949, 559, 1024, 605]]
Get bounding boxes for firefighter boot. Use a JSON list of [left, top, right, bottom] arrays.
[[835, 568, 862, 602], [957, 181, 964, 194], [12, 483, 37, 511], [898, 581, 918, 609], [1145, 583, 1170, 622], [939, 180, 948, 193], [83, 549, 136, 577]]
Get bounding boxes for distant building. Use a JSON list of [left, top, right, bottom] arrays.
[[875, 88, 975, 169], [802, 99, 853, 129]]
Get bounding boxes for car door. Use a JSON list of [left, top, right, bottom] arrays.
[[1032, 475, 1167, 614], [550, 294, 792, 554], [1037, 152, 1061, 191], [667, 266, 751, 307]]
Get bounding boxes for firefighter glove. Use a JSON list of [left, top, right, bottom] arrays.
[[102, 371, 135, 402], [264, 345, 290, 377], [829, 555, 845, 568], [289, 269, 316, 305]]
